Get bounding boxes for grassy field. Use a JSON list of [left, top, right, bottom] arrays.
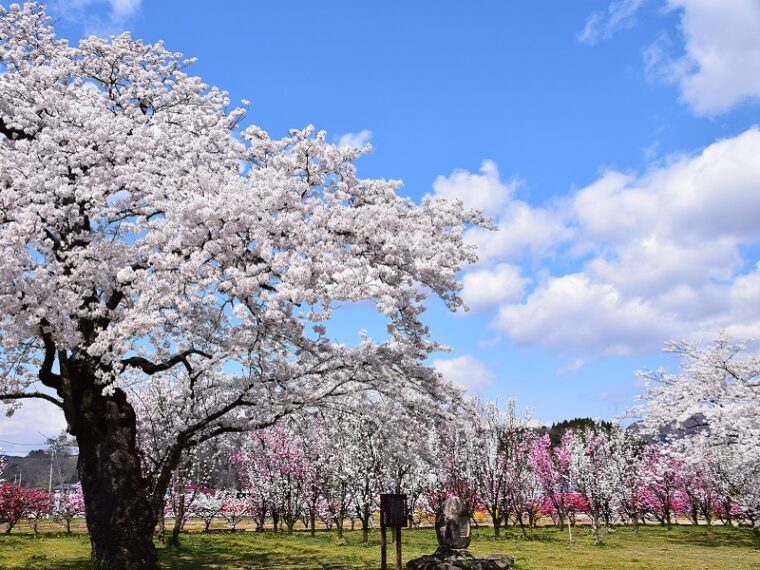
[[0, 522, 757, 569]]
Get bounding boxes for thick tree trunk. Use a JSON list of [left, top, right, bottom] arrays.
[[63, 372, 159, 570]]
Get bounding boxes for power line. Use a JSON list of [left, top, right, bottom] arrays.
[[0, 438, 46, 446]]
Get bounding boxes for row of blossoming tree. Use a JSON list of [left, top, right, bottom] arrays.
[[154, 336, 759, 546], [0, 452, 84, 534], [0, 4, 758, 567]]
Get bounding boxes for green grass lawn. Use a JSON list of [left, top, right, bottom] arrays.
[[0, 523, 758, 569]]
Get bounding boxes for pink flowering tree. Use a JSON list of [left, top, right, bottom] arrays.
[[640, 446, 682, 530], [24, 488, 53, 534], [53, 484, 85, 534], [530, 431, 577, 541], [234, 425, 311, 534], [0, 482, 26, 534]]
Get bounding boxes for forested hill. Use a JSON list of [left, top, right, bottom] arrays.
[[0, 451, 78, 488]]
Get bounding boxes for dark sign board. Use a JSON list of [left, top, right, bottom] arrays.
[[380, 493, 407, 528]]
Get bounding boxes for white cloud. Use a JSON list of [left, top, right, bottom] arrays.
[[0, 399, 67, 456], [466, 199, 570, 263], [433, 161, 569, 263], [578, 0, 649, 45], [337, 129, 373, 149], [497, 274, 674, 357], [51, 0, 142, 35], [433, 355, 494, 391], [109, 0, 141, 19], [582, 0, 760, 115], [481, 127, 760, 359], [461, 263, 529, 311], [432, 160, 518, 215], [664, 0, 760, 115]]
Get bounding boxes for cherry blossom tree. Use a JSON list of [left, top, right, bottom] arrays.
[[569, 427, 618, 544], [635, 335, 760, 532], [0, 4, 480, 567], [217, 491, 249, 531], [499, 404, 539, 537], [607, 428, 647, 530], [312, 409, 358, 538], [427, 412, 480, 516], [188, 490, 223, 533], [471, 399, 508, 537]]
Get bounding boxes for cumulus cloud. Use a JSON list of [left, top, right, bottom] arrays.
[[466, 199, 571, 263], [433, 355, 494, 391], [51, 0, 142, 35], [337, 129, 373, 149], [582, 0, 760, 115], [663, 0, 760, 115], [491, 128, 760, 358], [461, 264, 529, 311], [432, 160, 518, 215], [433, 161, 570, 263], [497, 273, 675, 357], [578, 0, 649, 45]]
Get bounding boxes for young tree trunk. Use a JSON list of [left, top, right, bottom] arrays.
[[64, 374, 159, 570], [310, 511, 316, 536], [360, 508, 371, 543], [257, 508, 266, 532], [591, 511, 601, 545], [168, 492, 185, 548], [490, 511, 501, 537]]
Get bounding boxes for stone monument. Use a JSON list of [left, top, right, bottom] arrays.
[[407, 496, 514, 570]]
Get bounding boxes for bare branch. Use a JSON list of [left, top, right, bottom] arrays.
[[0, 391, 64, 408], [121, 348, 212, 375], [38, 320, 62, 389]]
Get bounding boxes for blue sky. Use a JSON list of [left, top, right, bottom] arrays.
[[2, 0, 760, 453]]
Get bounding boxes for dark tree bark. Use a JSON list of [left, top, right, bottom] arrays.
[[58, 357, 159, 570]]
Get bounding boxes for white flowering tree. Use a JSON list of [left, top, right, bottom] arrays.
[[569, 427, 618, 544], [0, 4, 480, 567], [635, 335, 760, 531]]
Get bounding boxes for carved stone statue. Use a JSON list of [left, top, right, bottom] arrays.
[[407, 496, 514, 570], [435, 496, 471, 551]]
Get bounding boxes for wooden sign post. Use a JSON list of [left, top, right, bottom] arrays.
[[380, 493, 407, 570]]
